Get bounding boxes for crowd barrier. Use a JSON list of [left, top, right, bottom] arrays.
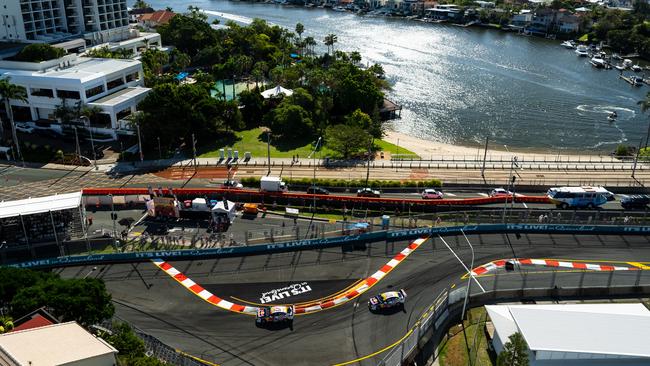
[[9, 223, 650, 269]]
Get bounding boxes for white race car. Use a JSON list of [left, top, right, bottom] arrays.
[[255, 305, 294, 326], [368, 289, 407, 311]]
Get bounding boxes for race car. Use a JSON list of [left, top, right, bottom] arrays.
[[368, 289, 407, 311], [255, 305, 295, 325]]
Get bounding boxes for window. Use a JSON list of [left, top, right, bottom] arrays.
[[106, 77, 124, 90], [116, 107, 131, 120], [31, 88, 54, 98], [125, 72, 139, 83], [56, 89, 80, 99], [85, 84, 104, 98]]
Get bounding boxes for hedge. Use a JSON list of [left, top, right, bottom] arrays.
[[239, 176, 442, 188]]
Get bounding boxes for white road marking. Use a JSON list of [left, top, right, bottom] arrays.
[[444, 192, 457, 197], [477, 193, 488, 197]]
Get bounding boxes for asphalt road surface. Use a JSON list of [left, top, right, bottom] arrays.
[[57, 234, 650, 365]]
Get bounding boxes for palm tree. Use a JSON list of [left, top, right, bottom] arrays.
[[295, 23, 305, 41], [0, 78, 27, 161], [324, 34, 338, 57], [304, 36, 317, 57], [638, 92, 650, 149]]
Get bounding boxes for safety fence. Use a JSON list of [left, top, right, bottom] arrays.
[[100, 317, 213, 366], [9, 222, 650, 269]]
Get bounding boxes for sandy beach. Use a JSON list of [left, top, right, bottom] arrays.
[[383, 129, 608, 160]]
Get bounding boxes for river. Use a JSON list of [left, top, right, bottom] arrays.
[[141, 0, 649, 153]]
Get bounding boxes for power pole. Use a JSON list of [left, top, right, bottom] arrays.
[[365, 136, 373, 187], [136, 124, 144, 162], [481, 136, 489, 183], [192, 133, 197, 170], [266, 131, 271, 176], [74, 126, 81, 160]]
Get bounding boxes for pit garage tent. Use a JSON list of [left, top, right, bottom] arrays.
[[0, 191, 83, 218], [261, 85, 293, 99], [211, 200, 236, 223]]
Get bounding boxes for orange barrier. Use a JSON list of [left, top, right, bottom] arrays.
[[82, 188, 552, 206]]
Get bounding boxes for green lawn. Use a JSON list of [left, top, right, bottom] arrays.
[[198, 127, 418, 159], [374, 139, 419, 158], [439, 307, 494, 366]]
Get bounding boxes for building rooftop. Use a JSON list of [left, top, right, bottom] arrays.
[[0, 322, 117, 366], [139, 10, 176, 25], [486, 304, 650, 359], [0, 57, 142, 85], [90, 86, 150, 106], [0, 191, 82, 218]]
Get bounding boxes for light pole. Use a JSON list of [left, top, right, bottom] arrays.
[[136, 124, 143, 162], [157, 136, 162, 160], [108, 193, 117, 250], [312, 136, 322, 205], [81, 116, 96, 169], [266, 130, 271, 176], [83, 266, 97, 279], [74, 126, 81, 160], [502, 156, 520, 223], [365, 136, 373, 187], [460, 230, 475, 366]]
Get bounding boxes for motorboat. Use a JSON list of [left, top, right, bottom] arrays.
[[332, 5, 346, 11], [632, 64, 643, 72], [612, 53, 622, 60], [575, 45, 589, 57], [620, 74, 644, 86], [608, 111, 618, 122], [561, 40, 575, 49], [590, 57, 607, 68]]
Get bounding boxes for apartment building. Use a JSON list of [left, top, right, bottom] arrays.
[[0, 0, 129, 44]]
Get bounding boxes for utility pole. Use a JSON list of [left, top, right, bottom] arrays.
[[74, 126, 81, 160], [82, 116, 96, 169], [157, 136, 162, 160], [632, 139, 643, 179], [136, 124, 143, 162], [481, 136, 489, 182], [645, 121, 650, 149], [266, 131, 271, 176], [191, 133, 197, 170], [365, 136, 373, 187]]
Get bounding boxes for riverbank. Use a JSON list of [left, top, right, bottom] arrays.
[[383, 130, 611, 160]]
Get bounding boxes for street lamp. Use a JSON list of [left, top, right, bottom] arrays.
[[83, 266, 98, 279], [460, 230, 475, 366], [108, 193, 118, 250], [80, 116, 97, 169]]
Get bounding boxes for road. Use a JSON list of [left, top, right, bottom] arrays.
[[57, 234, 650, 365]]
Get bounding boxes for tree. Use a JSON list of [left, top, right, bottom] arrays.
[[170, 49, 191, 73], [325, 124, 371, 158], [140, 48, 169, 75], [268, 102, 313, 137], [324, 34, 338, 56], [496, 332, 530, 366], [238, 90, 266, 128], [304, 36, 317, 56], [107, 322, 146, 359], [10, 278, 115, 326], [0, 78, 28, 160], [0, 267, 56, 307], [13, 43, 65, 62], [295, 23, 305, 41], [132, 0, 150, 9], [0, 316, 14, 334], [345, 108, 382, 137]]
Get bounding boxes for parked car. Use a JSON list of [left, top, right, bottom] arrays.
[[489, 188, 513, 197], [307, 186, 330, 195], [221, 180, 243, 189], [422, 189, 443, 199], [15, 123, 34, 134], [621, 195, 650, 210], [368, 289, 407, 312], [357, 188, 381, 198], [256, 305, 294, 326]]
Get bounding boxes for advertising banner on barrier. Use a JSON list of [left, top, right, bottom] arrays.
[[8, 224, 650, 269]]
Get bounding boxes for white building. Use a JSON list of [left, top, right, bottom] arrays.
[[486, 303, 650, 366], [0, 321, 118, 366], [0, 53, 150, 138], [0, 0, 129, 44]]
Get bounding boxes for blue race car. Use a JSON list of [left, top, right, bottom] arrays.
[[368, 289, 407, 311], [255, 305, 294, 325]]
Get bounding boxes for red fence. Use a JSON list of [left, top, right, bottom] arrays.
[[82, 188, 551, 206]]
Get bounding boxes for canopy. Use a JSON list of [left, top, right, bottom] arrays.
[[0, 191, 82, 219], [261, 85, 294, 99], [212, 200, 236, 223]]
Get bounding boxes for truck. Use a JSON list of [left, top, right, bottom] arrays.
[[260, 176, 287, 192]]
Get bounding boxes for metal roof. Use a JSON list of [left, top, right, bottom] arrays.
[[0, 191, 82, 218], [0, 322, 117, 366], [486, 304, 650, 359]]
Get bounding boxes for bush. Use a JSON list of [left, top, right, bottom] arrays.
[[13, 43, 65, 62], [615, 144, 632, 157]]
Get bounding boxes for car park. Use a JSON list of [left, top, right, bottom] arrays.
[[307, 186, 329, 195], [357, 188, 381, 198], [422, 189, 443, 199], [489, 188, 513, 197], [621, 195, 650, 210], [368, 289, 407, 312], [255, 305, 294, 326]]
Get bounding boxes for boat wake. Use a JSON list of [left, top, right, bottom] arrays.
[[576, 104, 635, 119], [201, 9, 262, 25]]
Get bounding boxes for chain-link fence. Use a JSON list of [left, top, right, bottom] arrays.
[[100, 318, 213, 366]]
